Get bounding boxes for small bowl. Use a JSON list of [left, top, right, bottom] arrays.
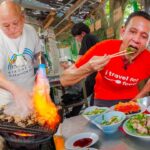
[[93, 111, 126, 134], [65, 132, 99, 150]]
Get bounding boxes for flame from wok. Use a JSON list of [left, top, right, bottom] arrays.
[[32, 75, 60, 130]]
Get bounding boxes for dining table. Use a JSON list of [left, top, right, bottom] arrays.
[[62, 96, 150, 150]]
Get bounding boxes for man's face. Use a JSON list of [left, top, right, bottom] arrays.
[[75, 32, 86, 42], [0, 14, 24, 39], [75, 34, 83, 42], [120, 16, 150, 59]]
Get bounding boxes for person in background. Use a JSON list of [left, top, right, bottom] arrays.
[[60, 11, 150, 107], [59, 57, 83, 118], [0, 1, 42, 114], [71, 22, 99, 105]]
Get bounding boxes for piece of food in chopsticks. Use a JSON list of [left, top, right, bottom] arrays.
[[126, 46, 136, 53], [125, 46, 136, 63], [114, 101, 141, 114]]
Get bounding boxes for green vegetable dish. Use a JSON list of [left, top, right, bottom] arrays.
[[84, 108, 106, 115], [101, 116, 121, 126], [126, 114, 150, 136]]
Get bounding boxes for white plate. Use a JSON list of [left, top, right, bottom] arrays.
[[65, 132, 99, 150], [82, 106, 109, 121], [110, 103, 146, 118], [123, 115, 150, 140]]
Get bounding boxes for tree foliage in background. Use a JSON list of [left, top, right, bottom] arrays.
[[58, 0, 143, 59]]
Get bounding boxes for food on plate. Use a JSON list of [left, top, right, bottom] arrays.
[[73, 137, 93, 148], [101, 116, 121, 126], [126, 114, 150, 135], [114, 101, 141, 114], [83, 108, 106, 115]]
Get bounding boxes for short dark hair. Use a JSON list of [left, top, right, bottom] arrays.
[[71, 22, 90, 36], [125, 11, 150, 26]]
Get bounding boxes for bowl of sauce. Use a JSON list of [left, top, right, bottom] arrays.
[[65, 132, 99, 150], [73, 137, 93, 147]]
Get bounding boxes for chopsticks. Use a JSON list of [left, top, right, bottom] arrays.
[[110, 50, 134, 58]]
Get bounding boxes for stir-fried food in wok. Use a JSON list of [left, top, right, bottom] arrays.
[[0, 106, 37, 128]]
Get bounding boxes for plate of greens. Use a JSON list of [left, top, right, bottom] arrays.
[[123, 113, 150, 139], [82, 106, 109, 121]]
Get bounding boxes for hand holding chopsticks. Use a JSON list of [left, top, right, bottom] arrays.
[[88, 55, 110, 72], [87, 49, 134, 72]]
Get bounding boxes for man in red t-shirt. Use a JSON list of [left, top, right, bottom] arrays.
[[60, 11, 150, 107]]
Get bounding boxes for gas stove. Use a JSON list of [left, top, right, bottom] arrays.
[[4, 133, 55, 150], [0, 120, 57, 150]]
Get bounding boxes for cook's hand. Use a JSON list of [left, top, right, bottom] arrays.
[[88, 55, 110, 72]]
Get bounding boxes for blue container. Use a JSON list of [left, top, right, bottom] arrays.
[[38, 64, 46, 77], [93, 111, 126, 134]]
